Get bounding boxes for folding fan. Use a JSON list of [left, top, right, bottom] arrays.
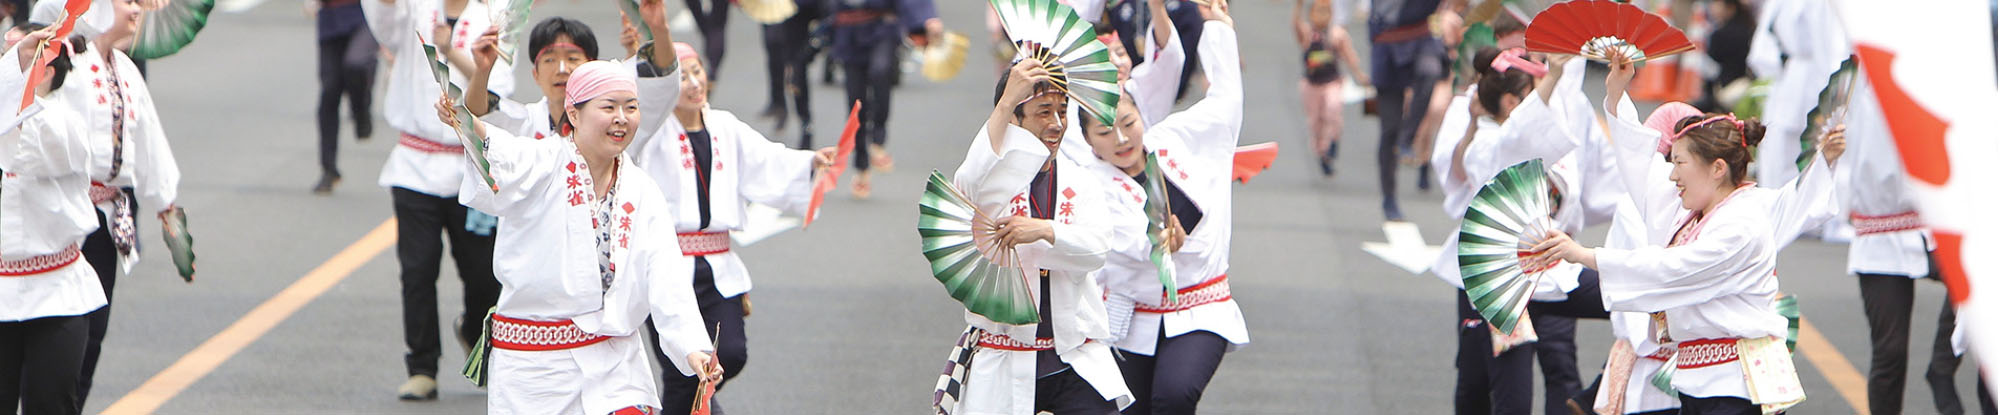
[[421, 41, 499, 192], [21, 0, 90, 110], [1231, 142, 1277, 184], [1524, 0, 1693, 62], [215, 0, 260, 13], [738, 0, 796, 24], [1458, 159, 1562, 335], [922, 31, 971, 82], [162, 206, 195, 282], [619, 0, 653, 42], [131, 0, 215, 60], [805, 102, 860, 228], [1138, 154, 1178, 304], [1798, 57, 1858, 170], [990, 0, 1119, 127], [918, 170, 1039, 325], [1777, 294, 1799, 352], [489, 0, 534, 65]]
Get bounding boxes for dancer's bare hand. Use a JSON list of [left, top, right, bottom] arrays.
[[993, 216, 1056, 246], [1819, 124, 1847, 168]]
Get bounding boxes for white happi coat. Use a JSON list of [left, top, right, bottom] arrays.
[[363, 0, 514, 197], [952, 124, 1133, 415], [1065, 20, 1246, 355], [50, 44, 179, 273], [1837, 79, 1929, 278], [459, 126, 712, 415], [626, 108, 815, 298], [1597, 96, 1838, 400], [1748, 0, 1847, 188], [1424, 58, 1593, 299], [0, 50, 104, 321]]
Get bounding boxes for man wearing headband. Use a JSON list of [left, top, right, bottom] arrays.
[[310, 0, 379, 195], [827, 0, 938, 198], [938, 47, 1132, 415], [358, 0, 512, 400], [619, 40, 836, 415], [439, 60, 721, 415]]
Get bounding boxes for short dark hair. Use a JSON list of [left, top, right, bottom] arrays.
[[991, 65, 1067, 119], [528, 17, 598, 62]]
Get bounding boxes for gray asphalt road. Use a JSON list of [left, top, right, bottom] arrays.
[[77, 0, 1981, 414]]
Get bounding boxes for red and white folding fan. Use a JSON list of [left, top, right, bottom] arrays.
[[1524, 0, 1694, 62]]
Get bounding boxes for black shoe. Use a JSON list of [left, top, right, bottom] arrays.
[[1384, 199, 1406, 222], [312, 173, 341, 195], [1318, 156, 1334, 177], [355, 118, 373, 141], [798, 130, 814, 150]]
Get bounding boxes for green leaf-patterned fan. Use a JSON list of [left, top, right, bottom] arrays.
[[162, 206, 195, 282], [421, 41, 499, 193], [131, 0, 215, 60], [1458, 159, 1562, 335], [1797, 57, 1858, 170], [918, 170, 1039, 325], [1138, 153, 1178, 303], [989, 0, 1119, 127]]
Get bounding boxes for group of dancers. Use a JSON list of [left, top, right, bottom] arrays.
[[0, 0, 190, 412]]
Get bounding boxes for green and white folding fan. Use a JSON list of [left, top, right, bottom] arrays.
[[162, 206, 195, 282], [1138, 153, 1178, 303], [131, 0, 215, 60], [619, 0, 653, 42], [918, 170, 1039, 325], [421, 41, 498, 192], [1458, 159, 1562, 335], [1797, 57, 1857, 170], [989, 0, 1119, 127], [490, 0, 535, 65]]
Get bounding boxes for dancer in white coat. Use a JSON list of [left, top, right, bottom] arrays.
[[1533, 55, 1841, 414], [439, 61, 720, 415], [0, 29, 103, 415], [1067, 3, 1242, 412]]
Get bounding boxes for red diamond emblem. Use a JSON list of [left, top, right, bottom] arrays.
[[622, 202, 635, 214], [1156, 149, 1167, 156], [566, 162, 577, 173], [1061, 188, 1076, 199], [534, 132, 545, 140], [90, 65, 98, 73]]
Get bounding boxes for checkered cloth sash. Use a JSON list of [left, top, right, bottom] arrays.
[[932, 326, 982, 415]]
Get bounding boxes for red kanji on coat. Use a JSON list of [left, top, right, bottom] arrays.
[[619, 217, 632, 231], [1059, 202, 1074, 217], [568, 191, 586, 206]]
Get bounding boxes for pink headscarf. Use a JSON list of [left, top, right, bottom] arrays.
[[1645, 101, 1703, 156], [1097, 32, 1120, 51], [560, 61, 638, 134], [672, 42, 700, 64], [1489, 48, 1546, 77]]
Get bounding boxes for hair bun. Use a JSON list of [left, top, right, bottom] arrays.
[[1739, 118, 1767, 148]]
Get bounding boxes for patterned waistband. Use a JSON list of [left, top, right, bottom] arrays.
[[1135, 275, 1232, 314], [677, 232, 730, 256], [975, 332, 1053, 352], [400, 133, 464, 154], [1851, 211, 1923, 236], [1673, 338, 1741, 369], [489, 314, 612, 351], [89, 182, 119, 204], [0, 244, 83, 276]]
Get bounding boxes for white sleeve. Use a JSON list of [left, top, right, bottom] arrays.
[[644, 191, 713, 376], [458, 121, 560, 217], [729, 117, 817, 216], [1603, 99, 1686, 244], [479, 98, 533, 136], [1766, 156, 1839, 249], [360, 0, 414, 54], [1145, 21, 1239, 162], [124, 69, 180, 211], [1130, 22, 1184, 127], [1597, 217, 1770, 313], [633, 59, 684, 140], [1457, 94, 1579, 186]]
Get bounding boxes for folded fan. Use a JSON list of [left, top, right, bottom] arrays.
[[131, 0, 214, 59], [1798, 57, 1858, 170], [489, 0, 534, 65], [738, 0, 797, 24], [922, 31, 971, 82], [1231, 142, 1278, 183], [918, 171, 1039, 325], [990, 0, 1119, 127], [1138, 154, 1178, 303], [805, 102, 861, 227], [421, 41, 498, 192], [1524, 0, 1693, 62], [1458, 159, 1562, 334]]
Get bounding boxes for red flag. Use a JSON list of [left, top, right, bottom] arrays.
[[1230, 142, 1278, 183]]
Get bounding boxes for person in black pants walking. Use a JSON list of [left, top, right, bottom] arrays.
[[827, 0, 938, 199], [313, 0, 377, 194], [1365, 0, 1447, 221], [684, 0, 730, 82], [758, 0, 823, 148]]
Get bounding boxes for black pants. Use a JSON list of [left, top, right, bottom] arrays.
[[656, 257, 748, 415], [1679, 394, 1758, 415], [1369, 39, 1444, 220], [1525, 269, 1612, 320], [391, 188, 500, 377], [760, 8, 818, 147], [1036, 368, 1120, 415], [843, 37, 897, 172], [1925, 284, 1999, 415], [75, 189, 133, 408], [1116, 329, 1228, 415], [316, 23, 377, 177], [0, 314, 90, 415], [1456, 290, 1534, 415], [1860, 273, 1971, 415], [1531, 314, 1580, 415], [683, 0, 730, 80]]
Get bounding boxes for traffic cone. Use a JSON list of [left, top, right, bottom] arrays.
[[1630, 55, 1681, 101]]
